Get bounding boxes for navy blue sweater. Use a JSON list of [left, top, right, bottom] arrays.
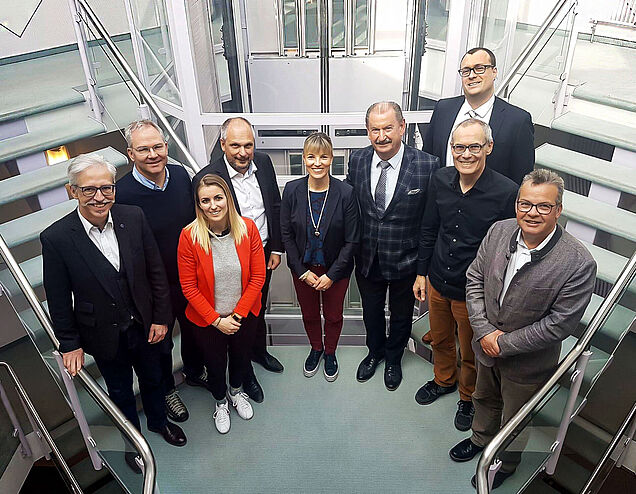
[[116, 164, 195, 288]]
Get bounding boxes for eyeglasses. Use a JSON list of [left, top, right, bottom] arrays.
[[73, 184, 116, 197], [132, 143, 166, 156], [458, 64, 495, 77], [516, 200, 558, 215], [451, 142, 487, 155]]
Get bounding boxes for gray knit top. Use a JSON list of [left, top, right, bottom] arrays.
[[210, 231, 242, 316]]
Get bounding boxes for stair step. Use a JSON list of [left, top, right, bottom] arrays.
[[581, 294, 634, 355], [0, 90, 86, 123], [573, 84, 636, 113], [552, 112, 636, 153], [0, 201, 77, 248], [536, 144, 636, 196], [0, 117, 104, 163], [0, 255, 43, 294], [581, 241, 634, 295], [0, 147, 128, 206], [562, 190, 636, 243]]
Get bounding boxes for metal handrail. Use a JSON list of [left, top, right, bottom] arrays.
[[476, 250, 636, 493], [0, 362, 83, 493], [495, 0, 572, 98], [0, 235, 157, 494], [580, 400, 636, 494], [74, 0, 201, 174]]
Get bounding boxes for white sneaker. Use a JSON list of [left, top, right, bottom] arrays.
[[228, 391, 254, 420], [213, 401, 231, 434]]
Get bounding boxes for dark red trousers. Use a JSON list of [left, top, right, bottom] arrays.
[[292, 266, 349, 354]]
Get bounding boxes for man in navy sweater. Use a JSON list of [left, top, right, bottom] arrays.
[[116, 120, 204, 423]]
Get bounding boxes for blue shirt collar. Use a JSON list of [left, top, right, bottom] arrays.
[[132, 164, 170, 191]]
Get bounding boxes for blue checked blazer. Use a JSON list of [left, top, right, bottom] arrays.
[[346, 144, 439, 280]]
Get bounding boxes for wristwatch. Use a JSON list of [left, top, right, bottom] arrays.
[[231, 313, 242, 322]]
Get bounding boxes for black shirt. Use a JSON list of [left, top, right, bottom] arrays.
[[417, 166, 518, 300]]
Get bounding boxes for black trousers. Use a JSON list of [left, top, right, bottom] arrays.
[[250, 244, 273, 360], [159, 287, 205, 395], [94, 322, 166, 431], [355, 259, 416, 365], [195, 314, 257, 401]]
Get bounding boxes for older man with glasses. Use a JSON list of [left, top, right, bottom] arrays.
[[448, 169, 596, 490], [413, 118, 518, 432], [41, 154, 187, 473]]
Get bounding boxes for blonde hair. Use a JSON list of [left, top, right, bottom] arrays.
[[303, 132, 333, 158], [186, 174, 247, 253]]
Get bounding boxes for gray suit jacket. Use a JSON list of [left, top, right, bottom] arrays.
[[466, 219, 597, 383]]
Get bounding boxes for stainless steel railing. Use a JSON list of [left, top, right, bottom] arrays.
[[0, 234, 158, 494], [74, 0, 201, 174], [0, 361, 83, 493], [475, 250, 636, 493]]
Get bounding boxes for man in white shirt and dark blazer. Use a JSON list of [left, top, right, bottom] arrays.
[[41, 154, 187, 457]]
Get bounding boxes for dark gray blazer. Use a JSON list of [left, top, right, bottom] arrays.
[[466, 219, 597, 383]]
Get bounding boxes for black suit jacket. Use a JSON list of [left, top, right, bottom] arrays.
[[346, 144, 439, 280], [41, 204, 172, 361], [280, 175, 359, 282], [193, 152, 283, 252], [423, 95, 534, 184]]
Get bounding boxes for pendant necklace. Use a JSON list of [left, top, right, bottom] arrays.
[[308, 185, 329, 237]]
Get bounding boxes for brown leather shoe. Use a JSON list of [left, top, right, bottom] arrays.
[[421, 330, 433, 345]]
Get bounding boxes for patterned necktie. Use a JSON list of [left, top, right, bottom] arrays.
[[374, 160, 392, 214]]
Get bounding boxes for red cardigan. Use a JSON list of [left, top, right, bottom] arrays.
[[177, 217, 266, 327]]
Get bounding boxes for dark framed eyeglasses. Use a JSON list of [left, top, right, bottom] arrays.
[[451, 142, 487, 155], [516, 200, 558, 215], [73, 184, 116, 197], [458, 64, 495, 77]]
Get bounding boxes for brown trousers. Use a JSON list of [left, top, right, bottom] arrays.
[[470, 361, 543, 473], [427, 280, 476, 401]]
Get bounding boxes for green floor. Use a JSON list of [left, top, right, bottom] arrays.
[[141, 346, 477, 494]]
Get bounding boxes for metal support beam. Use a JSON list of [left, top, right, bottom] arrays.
[[544, 350, 592, 475], [0, 377, 32, 458], [319, 0, 330, 132], [554, 0, 580, 117]]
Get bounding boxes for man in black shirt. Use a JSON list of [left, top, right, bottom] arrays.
[[413, 118, 518, 431]]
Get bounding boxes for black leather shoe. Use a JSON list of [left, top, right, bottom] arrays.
[[125, 452, 142, 474], [243, 375, 264, 403], [252, 351, 284, 373], [148, 422, 187, 447], [454, 400, 475, 432], [471, 471, 514, 489], [356, 355, 384, 382], [415, 379, 458, 405], [165, 390, 189, 423], [449, 438, 483, 462], [384, 363, 402, 391], [184, 370, 208, 388]]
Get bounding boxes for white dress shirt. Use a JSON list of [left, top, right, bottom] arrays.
[[225, 157, 269, 247], [499, 225, 557, 306], [370, 141, 405, 207], [77, 209, 120, 271], [446, 94, 496, 168]]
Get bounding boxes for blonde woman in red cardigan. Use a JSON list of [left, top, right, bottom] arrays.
[[178, 174, 265, 434]]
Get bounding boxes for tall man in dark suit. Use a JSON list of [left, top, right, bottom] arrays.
[[347, 101, 439, 391], [423, 47, 534, 185], [41, 154, 187, 453], [193, 117, 284, 403], [116, 119, 203, 425]]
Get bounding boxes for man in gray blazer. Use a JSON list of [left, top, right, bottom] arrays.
[[448, 169, 597, 489]]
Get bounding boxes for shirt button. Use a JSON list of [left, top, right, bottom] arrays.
[[455, 225, 459, 228], [458, 209, 462, 213], [452, 238, 457, 242], [449, 253, 453, 257], [447, 267, 451, 270]]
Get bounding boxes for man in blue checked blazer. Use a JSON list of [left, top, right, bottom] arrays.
[[346, 101, 440, 391]]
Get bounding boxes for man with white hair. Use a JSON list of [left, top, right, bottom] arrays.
[[41, 154, 187, 463]]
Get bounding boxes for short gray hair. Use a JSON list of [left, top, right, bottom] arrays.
[[124, 119, 166, 147], [220, 117, 255, 141], [365, 101, 404, 127], [451, 118, 493, 144], [67, 154, 117, 185], [519, 169, 565, 205]]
